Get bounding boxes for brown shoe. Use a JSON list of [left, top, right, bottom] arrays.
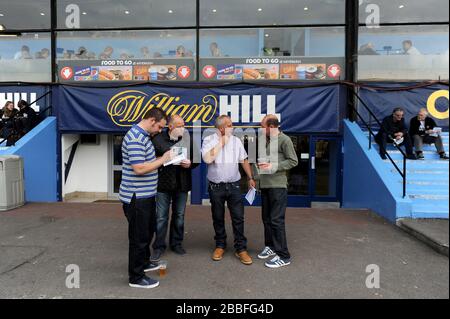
[[212, 248, 225, 261], [235, 251, 253, 265]]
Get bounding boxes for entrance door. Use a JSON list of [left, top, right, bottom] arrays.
[[310, 136, 340, 203], [109, 134, 124, 198]]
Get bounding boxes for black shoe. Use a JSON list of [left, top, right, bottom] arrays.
[[150, 249, 163, 262], [144, 261, 160, 272], [416, 152, 425, 160], [171, 246, 186, 255], [380, 153, 387, 160], [407, 154, 417, 160], [440, 153, 449, 160], [129, 276, 159, 289]]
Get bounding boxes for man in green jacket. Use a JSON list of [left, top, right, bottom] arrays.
[[257, 115, 298, 268]]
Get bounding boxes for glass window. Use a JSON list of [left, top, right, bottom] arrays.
[[57, 0, 196, 29], [0, 0, 50, 29], [199, 27, 345, 81], [358, 25, 449, 80], [200, 0, 346, 26], [0, 33, 51, 82], [56, 30, 196, 82], [359, 0, 449, 24]]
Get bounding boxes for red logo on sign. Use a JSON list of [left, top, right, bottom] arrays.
[[178, 66, 191, 79], [202, 65, 216, 79], [327, 64, 341, 79], [60, 67, 73, 80]]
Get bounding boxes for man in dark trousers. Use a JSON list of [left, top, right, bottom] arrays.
[[409, 108, 449, 160], [375, 107, 417, 160], [257, 115, 298, 268], [150, 114, 199, 261], [120, 108, 173, 289]]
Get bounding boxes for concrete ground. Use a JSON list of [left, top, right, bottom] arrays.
[[0, 203, 448, 299]]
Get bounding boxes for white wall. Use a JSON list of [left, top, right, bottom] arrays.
[[62, 134, 109, 196]]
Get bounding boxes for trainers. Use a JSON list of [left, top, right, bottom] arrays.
[[144, 261, 160, 272], [171, 246, 186, 255], [416, 152, 425, 160], [264, 255, 291, 269], [129, 276, 160, 289], [212, 248, 225, 261], [150, 249, 163, 262], [440, 153, 449, 160], [235, 251, 253, 265], [257, 247, 276, 260]]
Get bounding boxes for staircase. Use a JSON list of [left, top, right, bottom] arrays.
[[369, 132, 449, 219]]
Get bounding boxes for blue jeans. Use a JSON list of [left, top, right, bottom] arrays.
[[152, 191, 188, 251]]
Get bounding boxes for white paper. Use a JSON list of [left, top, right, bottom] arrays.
[[430, 127, 442, 137], [245, 187, 257, 205], [164, 146, 187, 166]]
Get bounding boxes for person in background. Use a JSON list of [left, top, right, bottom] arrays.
[[74, 46, 88, 59], [210, 42, 221, 57], [99, 46, 114, 59], [409, 108, 449, 160], [358, 42, 379, 55], [141, 46, 151, 59], [0, 101, 19, 144], [150, 115, 200, 261], [257, 115, 298, 268], [375, 107, 417, 160], [120, 108, 174, 289], [153, 52, 163, 58], [40, 48, 50, 59], [176, 45, 186, 57], [17, 100, 37, 135], [202, 115, 256, 266], [403, 40, 421, 55], [14, 45, 32, 59]]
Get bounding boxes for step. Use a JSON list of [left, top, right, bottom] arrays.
[[406, 188, 449, 196], [409, 198, 449, 209], [388, 159, 450, 166], [409, 194, 449, 200], [398, 219, 449, 256], [405, 180, 449, 186], [392, 169, 449, 175], [411, 210, 449, 219]]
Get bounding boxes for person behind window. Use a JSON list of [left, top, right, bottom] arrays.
[[153, 52, 163, 58], [402, 40, 421, 55], [176, 45, 186, 57], [99, 46, 114, 59], [74, 46, 88, 59], [375, 107, 417, 160], [358, 42, 379, 55], [17, 100, 37, 135], [14, 45, 32, 60], [409, 108, 449, 160], [140, 46, 151, 59], [210, 42, 221, 57], [37, 48, 50, 59]]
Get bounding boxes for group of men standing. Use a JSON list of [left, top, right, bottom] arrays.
[[119, 108, 298, 289]]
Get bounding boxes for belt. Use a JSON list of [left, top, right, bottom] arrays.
[[209, 181, 240, 186]]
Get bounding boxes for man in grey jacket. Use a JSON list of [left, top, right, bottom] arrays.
[[257, 115, 298, 268]]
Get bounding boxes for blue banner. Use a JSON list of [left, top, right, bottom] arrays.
[[55, 83, 343, 133], [0, 85, 50, 112], [358, 83, 449, 130]]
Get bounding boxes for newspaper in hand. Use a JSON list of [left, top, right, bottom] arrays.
[[245, 187, 257, 205], [164, 147, 187, 166]]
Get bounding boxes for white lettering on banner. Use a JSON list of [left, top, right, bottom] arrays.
[[65, 4, 80, 29], [219, 95, 281, 123], [0, 92, 40, 112]]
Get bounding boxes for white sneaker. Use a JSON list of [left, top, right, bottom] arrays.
[[257, 246, 276, 259], [265, 255, 291, 268]]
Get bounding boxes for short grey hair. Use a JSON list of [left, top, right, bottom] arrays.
[[215, 115, 230, 129]]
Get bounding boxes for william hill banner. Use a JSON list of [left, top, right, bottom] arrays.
[[56, 84, 342, 133]]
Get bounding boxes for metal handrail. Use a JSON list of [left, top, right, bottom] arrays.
[[349, 91, 407, 198], [0, 90, 53, 147]]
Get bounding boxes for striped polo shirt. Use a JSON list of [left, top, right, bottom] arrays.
[[119, 124, 158, 203]]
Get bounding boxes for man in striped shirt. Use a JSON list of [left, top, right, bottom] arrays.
[[120, 108, 173, 289]]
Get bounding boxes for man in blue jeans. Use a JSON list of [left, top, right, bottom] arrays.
[[120, 108, 173, 289], [151, 115, 199, 261]]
